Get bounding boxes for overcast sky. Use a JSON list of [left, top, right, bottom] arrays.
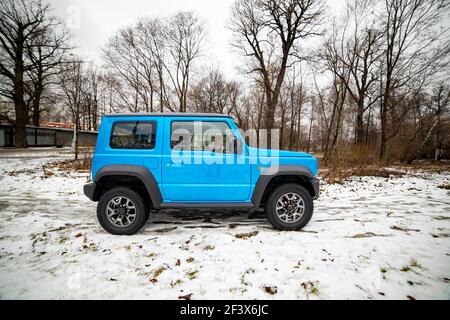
[[48, 0, 348, 80]]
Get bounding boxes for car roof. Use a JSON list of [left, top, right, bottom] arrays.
[[104, 112, 231, 118]]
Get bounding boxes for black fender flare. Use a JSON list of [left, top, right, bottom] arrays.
[[251, 164, 319, 206], [92, 165, 163, 208]]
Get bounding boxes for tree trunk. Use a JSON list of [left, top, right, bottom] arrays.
[[13, 31, 27, 148], [280, 108, 286, 149], [264, 96, 276, 148], [379, 82, 390, 166], [32, 92, 41, 127], [71, 120, 79, 160], [159, 65, 164, 112], [355, 99, 365, 145], [296, 98, 302, 151], [14, 105, 27, 148], [71, 104, 80, 160], [306, 103, 314, 153]]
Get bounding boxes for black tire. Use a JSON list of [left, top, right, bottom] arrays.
[[264, 183, 313, 231], [97, 187, 149, 235]]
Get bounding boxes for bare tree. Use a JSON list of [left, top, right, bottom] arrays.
[[230, 0, 325, 141], [189, 68, 239, 114], [26, 14, 71, 126], [103, 26, 155, 113], [0, 0, 57, 147], [136, 18, 170, 112], [103, 12, 205, 113], [165, 12, 205, 112], [59, 58, 83, 160], [421, 84, 450, 160], [322, 1, 383, 147], [378, 0, 449, 164], [81, 65, 101, 131]]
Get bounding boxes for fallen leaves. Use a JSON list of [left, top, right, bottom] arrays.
[[203, 244, 215, 251], [178, 293, 193, 300], [170, 279, 183, 287], [82, 243, 98, 251], [153, 226, 177, 233], [301, 281, 320, 296], [235, 230, 259, 239], [152, 266, 166, 278], [185, 270, 198, 280], [264, 286, 277, 295]]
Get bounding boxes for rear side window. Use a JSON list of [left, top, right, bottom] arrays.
[[110, 121, 156, 149]]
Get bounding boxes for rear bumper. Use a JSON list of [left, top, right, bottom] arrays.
[[83, 182, 96, 201], [311, 177, 320, 200]]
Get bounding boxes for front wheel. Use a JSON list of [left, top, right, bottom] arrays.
[[265, 184, 313, 231], [97, 187, 149, 235]]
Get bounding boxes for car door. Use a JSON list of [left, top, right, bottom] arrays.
[[161, 117, 251, 202]]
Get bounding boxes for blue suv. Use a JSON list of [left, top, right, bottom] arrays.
[[84, 113, 319, 235]]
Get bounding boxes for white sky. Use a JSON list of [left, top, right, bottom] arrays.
[[48, 0, 346, 80]]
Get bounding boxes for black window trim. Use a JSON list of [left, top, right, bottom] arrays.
[[110, 120, 157, 150]]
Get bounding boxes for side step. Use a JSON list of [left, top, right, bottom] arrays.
[[159, 202, 255, 209]]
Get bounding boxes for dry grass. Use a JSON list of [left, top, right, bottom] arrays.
[[45, 146, 93, 174], [320, 145, 379, 168], [51, 157, 92, 172], [320, 166, 404, 184], [402, 160, 450, 173], [319, 146, 449, 184]]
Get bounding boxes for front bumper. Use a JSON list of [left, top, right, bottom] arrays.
[[311, 177, 320, 200], [83, 182, 96, 201]]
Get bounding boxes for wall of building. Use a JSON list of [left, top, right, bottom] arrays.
[[0, 123, 97, 148]]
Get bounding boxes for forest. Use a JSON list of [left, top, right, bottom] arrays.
[[0, 0, 449, 165]]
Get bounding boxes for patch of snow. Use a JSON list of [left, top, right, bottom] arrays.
[[0, 149, 449, 299]]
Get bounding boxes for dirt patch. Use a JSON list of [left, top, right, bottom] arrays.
[[350, 232, 391, 238], [152, 226, 178, 233], [390, 225, 420, 233]]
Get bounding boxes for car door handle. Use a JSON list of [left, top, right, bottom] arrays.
[[167, 160, 183, 167]]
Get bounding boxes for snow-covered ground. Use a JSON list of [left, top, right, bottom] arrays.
[[0, 148, 449, 300]]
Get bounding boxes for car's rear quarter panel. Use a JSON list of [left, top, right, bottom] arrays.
[[92, 116, 164, 185]]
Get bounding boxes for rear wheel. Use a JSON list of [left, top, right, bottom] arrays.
[[97, 187, 149, 235], [264, 184, 313, 231]]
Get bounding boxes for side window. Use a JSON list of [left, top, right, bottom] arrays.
[[110, 121, 156, 149], [170, 121, 235, 154]]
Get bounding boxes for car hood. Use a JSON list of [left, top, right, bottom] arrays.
[[247, 147, 313, 158]]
